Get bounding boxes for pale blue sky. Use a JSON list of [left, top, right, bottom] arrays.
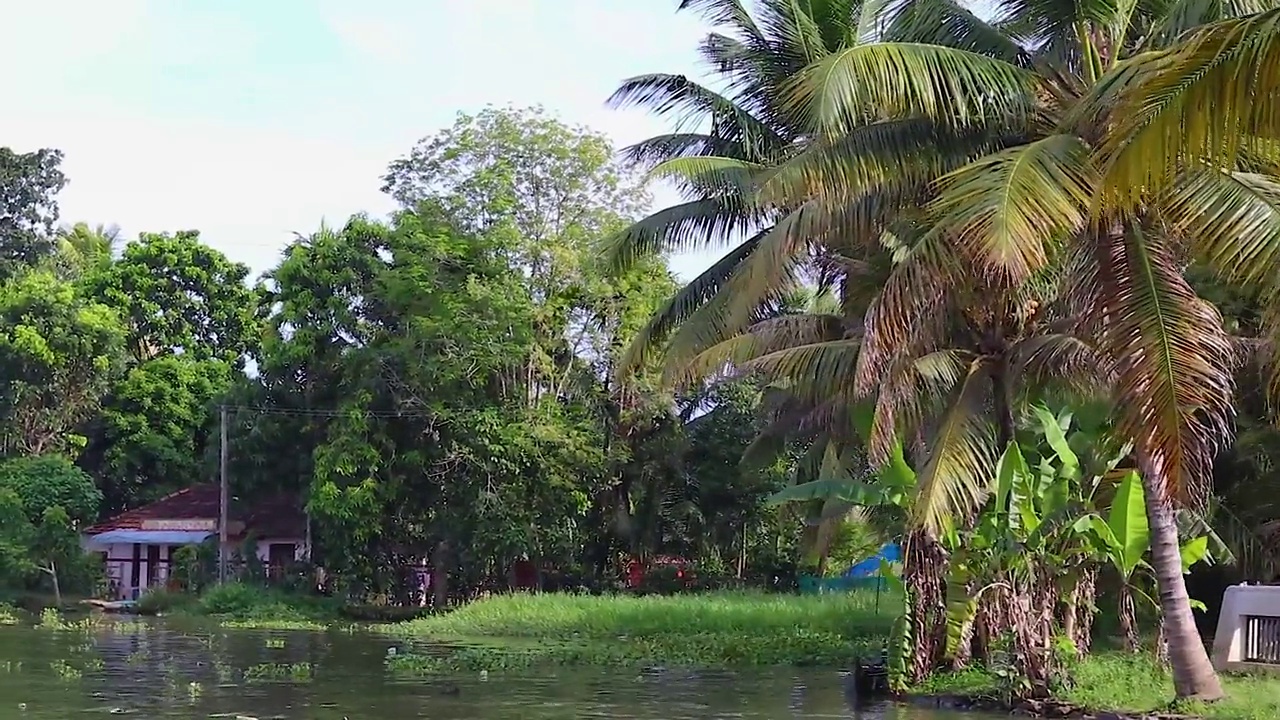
[[0, 0, 724, 280]]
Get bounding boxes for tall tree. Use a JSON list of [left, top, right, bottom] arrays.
[[0, 270, 125, 456], [0, 148, 67, 278], [84, 231, 260, 366], [619, 0, 1280, 700]]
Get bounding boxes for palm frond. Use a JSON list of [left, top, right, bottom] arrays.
[[743, 339, 863, 403], [930, 134, 1098, 281], [1079, 220, 1235, 504], [617, 234, 764, 376], [1099, 9, 1280, 203], [885, 0, 1031, 65], [1007, 332, 1110, 394], [1163, 167, 1280, 291], [782, 42, 1035, 134], [910, 357, 999, 533], [603, 198, 768, 271], [670, 312, 849, 386]]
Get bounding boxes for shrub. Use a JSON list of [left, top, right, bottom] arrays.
[[136, 587, 194, 616]]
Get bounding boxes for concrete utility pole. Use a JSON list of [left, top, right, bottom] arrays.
[[219, 405, 229, 583]]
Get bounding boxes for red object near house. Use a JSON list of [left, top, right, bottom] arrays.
[[512, 559, 537, 590], [626, 559, 645, 589], [625, 555, 692, 589]]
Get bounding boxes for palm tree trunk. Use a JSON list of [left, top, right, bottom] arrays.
[[1142, 481, 1223, 700]]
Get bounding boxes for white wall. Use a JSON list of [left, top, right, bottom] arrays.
[[81, 536, 310, 599]]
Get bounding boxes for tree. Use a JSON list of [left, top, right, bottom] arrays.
[[0, 455, 102, 524], [89, 356, 232, 513], [619, 0, 1280, 700], [0, 270, 125, 456], [84, 231, 260, 366], [603, 0, 872, 375], [0, 148, 67, 278], [0, 455, 102, 600], [55, 222, 121, 277]]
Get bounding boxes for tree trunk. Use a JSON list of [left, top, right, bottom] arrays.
[[1142, 485, 1223, 700], [48, 562, 61, 609], [431, 540, 449, 610], [1119, 584, 1140, 652]]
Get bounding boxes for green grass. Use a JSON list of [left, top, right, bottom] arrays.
[[920, 651, 1280, 720], [137, 583, 343, 627], [383, 590, 897, 672]]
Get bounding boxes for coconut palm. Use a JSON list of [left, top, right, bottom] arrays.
[[606, 0, 1013, 374], [620, 0, 1280, 701], [55, 222, 121, 275], [739, 0, 1280, 700]]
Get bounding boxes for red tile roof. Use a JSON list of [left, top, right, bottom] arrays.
[[84, 484, 306, 539]]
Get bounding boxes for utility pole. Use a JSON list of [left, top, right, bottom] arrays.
[[219, 404, 229, 584]]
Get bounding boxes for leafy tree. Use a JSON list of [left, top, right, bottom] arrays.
[[89, 356, 232, 513], [618, 0, 1280, 700], [0, 456, 101, 599], [84, 231, 259, 366], [0, 455, 101, 524], [0, 148, 67, 278], [0, 270, 125, 456]]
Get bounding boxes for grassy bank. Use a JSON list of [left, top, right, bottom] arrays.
[[919, 651, 1280, 720], [383, 590, 897, 673], [137, 583, 344, 629]]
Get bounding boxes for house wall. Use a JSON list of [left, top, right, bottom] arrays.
[[251, 537, 308, 563], [81, 540, 180, 600], [81, 536, 311, 600]]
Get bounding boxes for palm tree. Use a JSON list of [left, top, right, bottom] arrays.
[[55, 222, 121, 274], [619, 0, 1280, 702], [745, 0, 1280, 699], [606, 0, 1007, 375]]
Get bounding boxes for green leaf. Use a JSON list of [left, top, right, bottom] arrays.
[[944, 562, 979, 659], [994, 441, 1029, 532], [1033, 403, 1080, 479], [1180, 535, 1210, 573], [1107, 470, 1151, 578]]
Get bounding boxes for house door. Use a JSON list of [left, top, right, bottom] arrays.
[[145, 545, 161, 588], [268, 543, 295, 579]]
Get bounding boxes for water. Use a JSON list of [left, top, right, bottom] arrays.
[[0, 618, 999, 719]]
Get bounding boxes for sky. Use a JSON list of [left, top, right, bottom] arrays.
[[0, 0, 726, 281]]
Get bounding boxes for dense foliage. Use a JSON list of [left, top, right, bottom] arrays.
[[0, 108, 803, 605], [2, 0, 1279, 705]]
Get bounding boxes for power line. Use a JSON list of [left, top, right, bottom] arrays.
[[221, 404, 431, 419]]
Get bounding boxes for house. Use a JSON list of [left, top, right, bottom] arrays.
[[81, 485, 309, 600]]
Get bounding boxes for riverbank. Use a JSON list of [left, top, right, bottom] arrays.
[[11, 588, 1280, 718], [381, 590, 897, 672], [918, 652, 1280, 720]]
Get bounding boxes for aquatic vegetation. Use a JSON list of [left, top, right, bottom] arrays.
[[49, 659, 81, 680], [265, 637, 286, 648], [36, 608, 64, 630], [221, 618, 329, 631], [394, 590, 896, 641], [243, 661, 313, 682], [0, 603, 20, 625]]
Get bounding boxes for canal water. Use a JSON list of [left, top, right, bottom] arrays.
[[0, 619, 1001, 718]]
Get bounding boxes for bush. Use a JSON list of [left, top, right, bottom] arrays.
[[196, 582, 339, 622], [136, 587, 194, 615]]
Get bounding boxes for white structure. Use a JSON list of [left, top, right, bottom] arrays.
[[81, 485, 309, 600], [1212, 584, 1280, 673]]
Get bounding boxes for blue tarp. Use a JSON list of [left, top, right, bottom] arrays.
[[844, 542, 901, 578], [87, 530, 213, 546]]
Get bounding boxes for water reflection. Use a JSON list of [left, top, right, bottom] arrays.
[[0, 619, 996, 719]]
